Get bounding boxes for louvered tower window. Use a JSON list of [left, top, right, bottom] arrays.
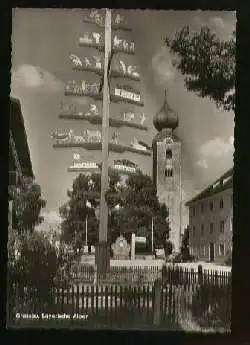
[[165, 168, 173, 177], [166, 149, 172, 159], [165, 149, 173, 177]]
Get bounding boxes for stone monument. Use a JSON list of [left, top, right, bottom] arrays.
[[111, 235, 131, 259]]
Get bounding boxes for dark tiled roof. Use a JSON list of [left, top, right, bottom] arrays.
[[10, 97, 34, 178], [185, 168, 233, 206]]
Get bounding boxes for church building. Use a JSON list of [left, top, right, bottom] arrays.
[[152, 92, 182, 253]]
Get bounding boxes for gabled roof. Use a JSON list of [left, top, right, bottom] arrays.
[[185, 168, 233, 206], [10, 97, 34, 178]]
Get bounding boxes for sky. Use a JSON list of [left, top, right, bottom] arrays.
[[11, 8, 236, 228]]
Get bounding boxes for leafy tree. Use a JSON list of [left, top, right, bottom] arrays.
[[107, 171, 171, 250], [171, 225, 195, 262], [225, 249, 232, 266], [12, 178, 46, 234], [180, 225, 192, 261], [59, 172, 103, 247], [165, 26, 235, 111], [60, 170, 171, 251], [7, 230, 69, 314], [164, 240, 173, 257]]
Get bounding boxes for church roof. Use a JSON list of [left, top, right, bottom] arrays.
[[185, 168, 233, 206], [10, 97, 34, 178], [153, 90, 179, 132]]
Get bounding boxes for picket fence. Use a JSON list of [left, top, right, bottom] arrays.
[[8, 265, 232, 331], [69, 265, 162, 284]]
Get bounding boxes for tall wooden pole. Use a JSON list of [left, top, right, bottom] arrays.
[[85, 215, 88, 246], [151, 217, 154, 253], [95, 8, 111, 273], [179, 158, 182, 252]]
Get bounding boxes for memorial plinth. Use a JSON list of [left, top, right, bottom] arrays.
[[111, 235, 131, 260]]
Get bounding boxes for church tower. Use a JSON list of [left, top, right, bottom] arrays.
[[152, 91, 182, 253]]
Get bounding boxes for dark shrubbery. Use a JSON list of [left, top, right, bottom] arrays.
[[191, 279, 231, 329], [8, 230, 70, 315], [225, 250, 232, 266], [172, 225, 196, 263]]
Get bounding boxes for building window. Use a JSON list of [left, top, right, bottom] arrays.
[[210, 222, 214, 234], [201, 224, 204, 237], [200, 245, 206, 256], [165, 168, 173, 177], [219, 244, 225, 256], [193, 207, 196, 217], [220, 198, 224, 209], [209, 201, 214, 211], [193, 225, 196, 237], [230, 216, 233, 231], [201, 203, 204, 214], [220, 220, 225, 233], [166, 149, 172, 159]]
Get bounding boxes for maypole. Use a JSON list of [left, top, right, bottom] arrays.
[[95, 8, 111, 273], [51, 9, 152, 275]]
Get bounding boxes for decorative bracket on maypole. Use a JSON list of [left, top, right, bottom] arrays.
[[83, 10, 132, 32]]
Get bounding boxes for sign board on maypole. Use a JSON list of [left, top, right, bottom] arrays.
[[83, 10, 132, 32], [59, 101, 148, 130]]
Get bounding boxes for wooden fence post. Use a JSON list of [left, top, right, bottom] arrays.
[[198, 265, 203, 285], [93, 265, 97, 285], [153, 279, 162, 327]]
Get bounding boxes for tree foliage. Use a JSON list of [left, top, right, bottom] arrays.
[[8, 230, 59, 285], [172, 225, 195, 262], [12, 179, 46, 234], [8, 230, 71, 314], [165, 26, 235, 111], [225, 248, 232, 266], [111, 171, 171, 248], [180, 225, 191, 261], [191, 279, 231, 330], [59, 172, 102, 246], [59, 170, 171, 250]]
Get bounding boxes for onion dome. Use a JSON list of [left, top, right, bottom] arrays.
[[153, 90, 179, 132]]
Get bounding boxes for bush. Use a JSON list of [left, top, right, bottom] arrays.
[[8, 230, 70, 314], [191, 280, 231, 329], [168, 252, 197, 263], [225, 250, 232, 266]]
